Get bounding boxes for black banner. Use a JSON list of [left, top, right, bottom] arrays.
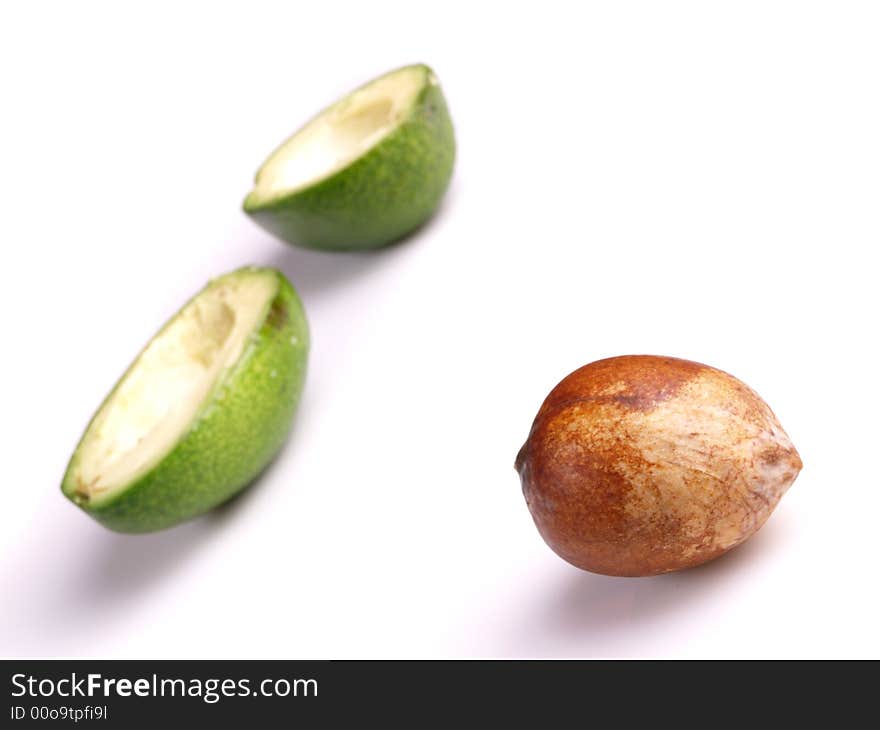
[[1, 660, 869, 724]]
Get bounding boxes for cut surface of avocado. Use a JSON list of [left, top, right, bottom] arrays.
[[246, 65, 429, 207], [71, 272, 278, 505]]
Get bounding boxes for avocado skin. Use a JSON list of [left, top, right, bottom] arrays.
[[61, 268, 309, 533], [244, 65, 455, 251]]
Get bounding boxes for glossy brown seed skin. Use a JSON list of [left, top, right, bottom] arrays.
[[516, 355, 802, 577]]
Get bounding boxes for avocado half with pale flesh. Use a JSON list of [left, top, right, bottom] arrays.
[[61, 267, 309, 533], [243, 63, 455, 251]]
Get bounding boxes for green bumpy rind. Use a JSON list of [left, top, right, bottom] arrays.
[[61, 267, 309, 533], [243, 64, 456, 251]]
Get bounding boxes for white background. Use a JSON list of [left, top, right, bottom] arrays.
[[1, 1, 878, 659]]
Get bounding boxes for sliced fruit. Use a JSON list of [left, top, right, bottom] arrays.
[[243, 63, 455, 251], [61, 266, 309, 533]]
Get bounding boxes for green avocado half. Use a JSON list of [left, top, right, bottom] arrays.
[[243, 63, 455, 251], [61, 266, 309, 533]]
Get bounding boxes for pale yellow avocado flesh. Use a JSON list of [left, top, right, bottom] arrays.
[[246, 66, 427, 205], [72, 273, 278, 502]]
